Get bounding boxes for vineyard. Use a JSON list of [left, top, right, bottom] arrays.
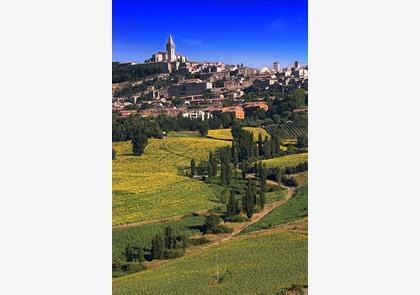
[[242, 185, 308, 234], [207, 127, 270, 141], [112, 231, 307, 295], [261, 153, 308, 170], [112, 137, 230, 226], [264, 122, 307, 139]]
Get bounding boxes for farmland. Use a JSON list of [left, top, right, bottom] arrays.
[[113, 215, 206, 261], [242, 185, 308, 234], [265, 121, 307, 139], [113, 137, 230, 225], [261, 153, 308, 170], [113, 231, 307, 295], [207, 127, 270, 141]]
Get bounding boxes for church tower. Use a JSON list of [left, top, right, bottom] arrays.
[[166, 34, 176, 62]]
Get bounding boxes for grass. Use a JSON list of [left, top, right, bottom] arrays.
[[242, 185, 308, 234], [113, 137, 230, 226], [113, 215, 206, 261], [113, 231, 307, 295], [261, 153, 308, 170], [291, 171, 308, 187], [207, 127, 270, 141]]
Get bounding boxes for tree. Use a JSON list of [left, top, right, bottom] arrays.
[[225, 165, 232, 186], [227, 190, 239, 216], [125, 243, 133, 262], [112, 148, 116, 160], [243, 179, 255, 218], [260, 164, 268, 192], [190, 158, 196, 177], [274, 167, 282, 185], [131, 130, 148, 156], [297, 134, 308, 148], [204, 214, 221, 233], [198, 121, 209, 137], [138, 246, 145, 263], [164, 226, 174, 249], [259, 187, 266, 210], [198, 161, 207, 176], [151, 235, 164, 260], [209, 151, 218, 178]]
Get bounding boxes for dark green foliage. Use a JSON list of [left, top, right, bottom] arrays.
[[131, 129, 148, 156], [125, 243, 134, 262], [204, 214, 221, 233], [259, 188, 266, 210], [138, 246, 145, 263], [242, 179, 256, 218], [151, 235, 164, 260], [224, 215, 248, 223], [112, 260, 146, 278], [190, 158, 196, 177], [259, 163, 268, 192], [198, 121, 209, 137], [163, 248, 184, 259], [208, 151, 218, 178], [164, 226, 174, 249], [198, 161, 207, 176], [112, 148, 116, 160], [281, 176, 299, 187], [296, 134, 308, 148], [226, 189, 240, 216]]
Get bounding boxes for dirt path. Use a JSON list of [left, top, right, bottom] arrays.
[[215, 186, 296, 244]]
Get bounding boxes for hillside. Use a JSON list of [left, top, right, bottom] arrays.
[[113, 231, 307, 295], [112, 137, 230, 226]]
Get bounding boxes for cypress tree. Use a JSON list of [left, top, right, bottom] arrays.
[[260, 164, 268, 192], [227, 189, 238, 216], [151, 235, 164, 260], [138, 246, 145, 263], [225, 165, 232, 186], [164, 226, 173, 249], [257, 133, 263, 156], [190, 158, 196, 177], [208, 162, 213, 179], [125, 243, 133, 262], [259, 187, 266, 210]]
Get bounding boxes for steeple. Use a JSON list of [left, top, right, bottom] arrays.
[[167, 34, 175, 46], [166, 34, 176, 62]]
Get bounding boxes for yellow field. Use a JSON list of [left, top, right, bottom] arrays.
[[261, 153, 308, 170], [207, 127, 270, 141], [113, 231, 307, 295], [113, 137, 230, 226]]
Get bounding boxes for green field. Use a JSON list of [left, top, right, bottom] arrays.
[[113, 215, 206, 261], [261, 153, 308, 170], [207, 127, 270, 141], [242, 185, 308, 234], [113, 231, 308, 295], [113, 137, 230, 226]]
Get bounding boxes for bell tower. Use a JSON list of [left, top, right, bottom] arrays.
[[166, 34, 176, 62]]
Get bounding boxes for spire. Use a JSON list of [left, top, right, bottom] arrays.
[[167, 34, 174, 45]]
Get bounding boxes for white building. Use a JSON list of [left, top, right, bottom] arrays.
[[182, 110, 213, 121]]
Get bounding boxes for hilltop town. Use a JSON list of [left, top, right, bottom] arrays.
[[112, 35, 308, 122]]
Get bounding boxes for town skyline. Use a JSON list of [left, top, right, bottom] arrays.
[[113, 0, 308, 69]]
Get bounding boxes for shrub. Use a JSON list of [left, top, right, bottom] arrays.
[[207, 225, 233, 234], [163, 249, 184, 259], [224, 215, 249, 223]]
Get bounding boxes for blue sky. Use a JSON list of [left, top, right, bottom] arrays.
[[113, 0, 307, 69]]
